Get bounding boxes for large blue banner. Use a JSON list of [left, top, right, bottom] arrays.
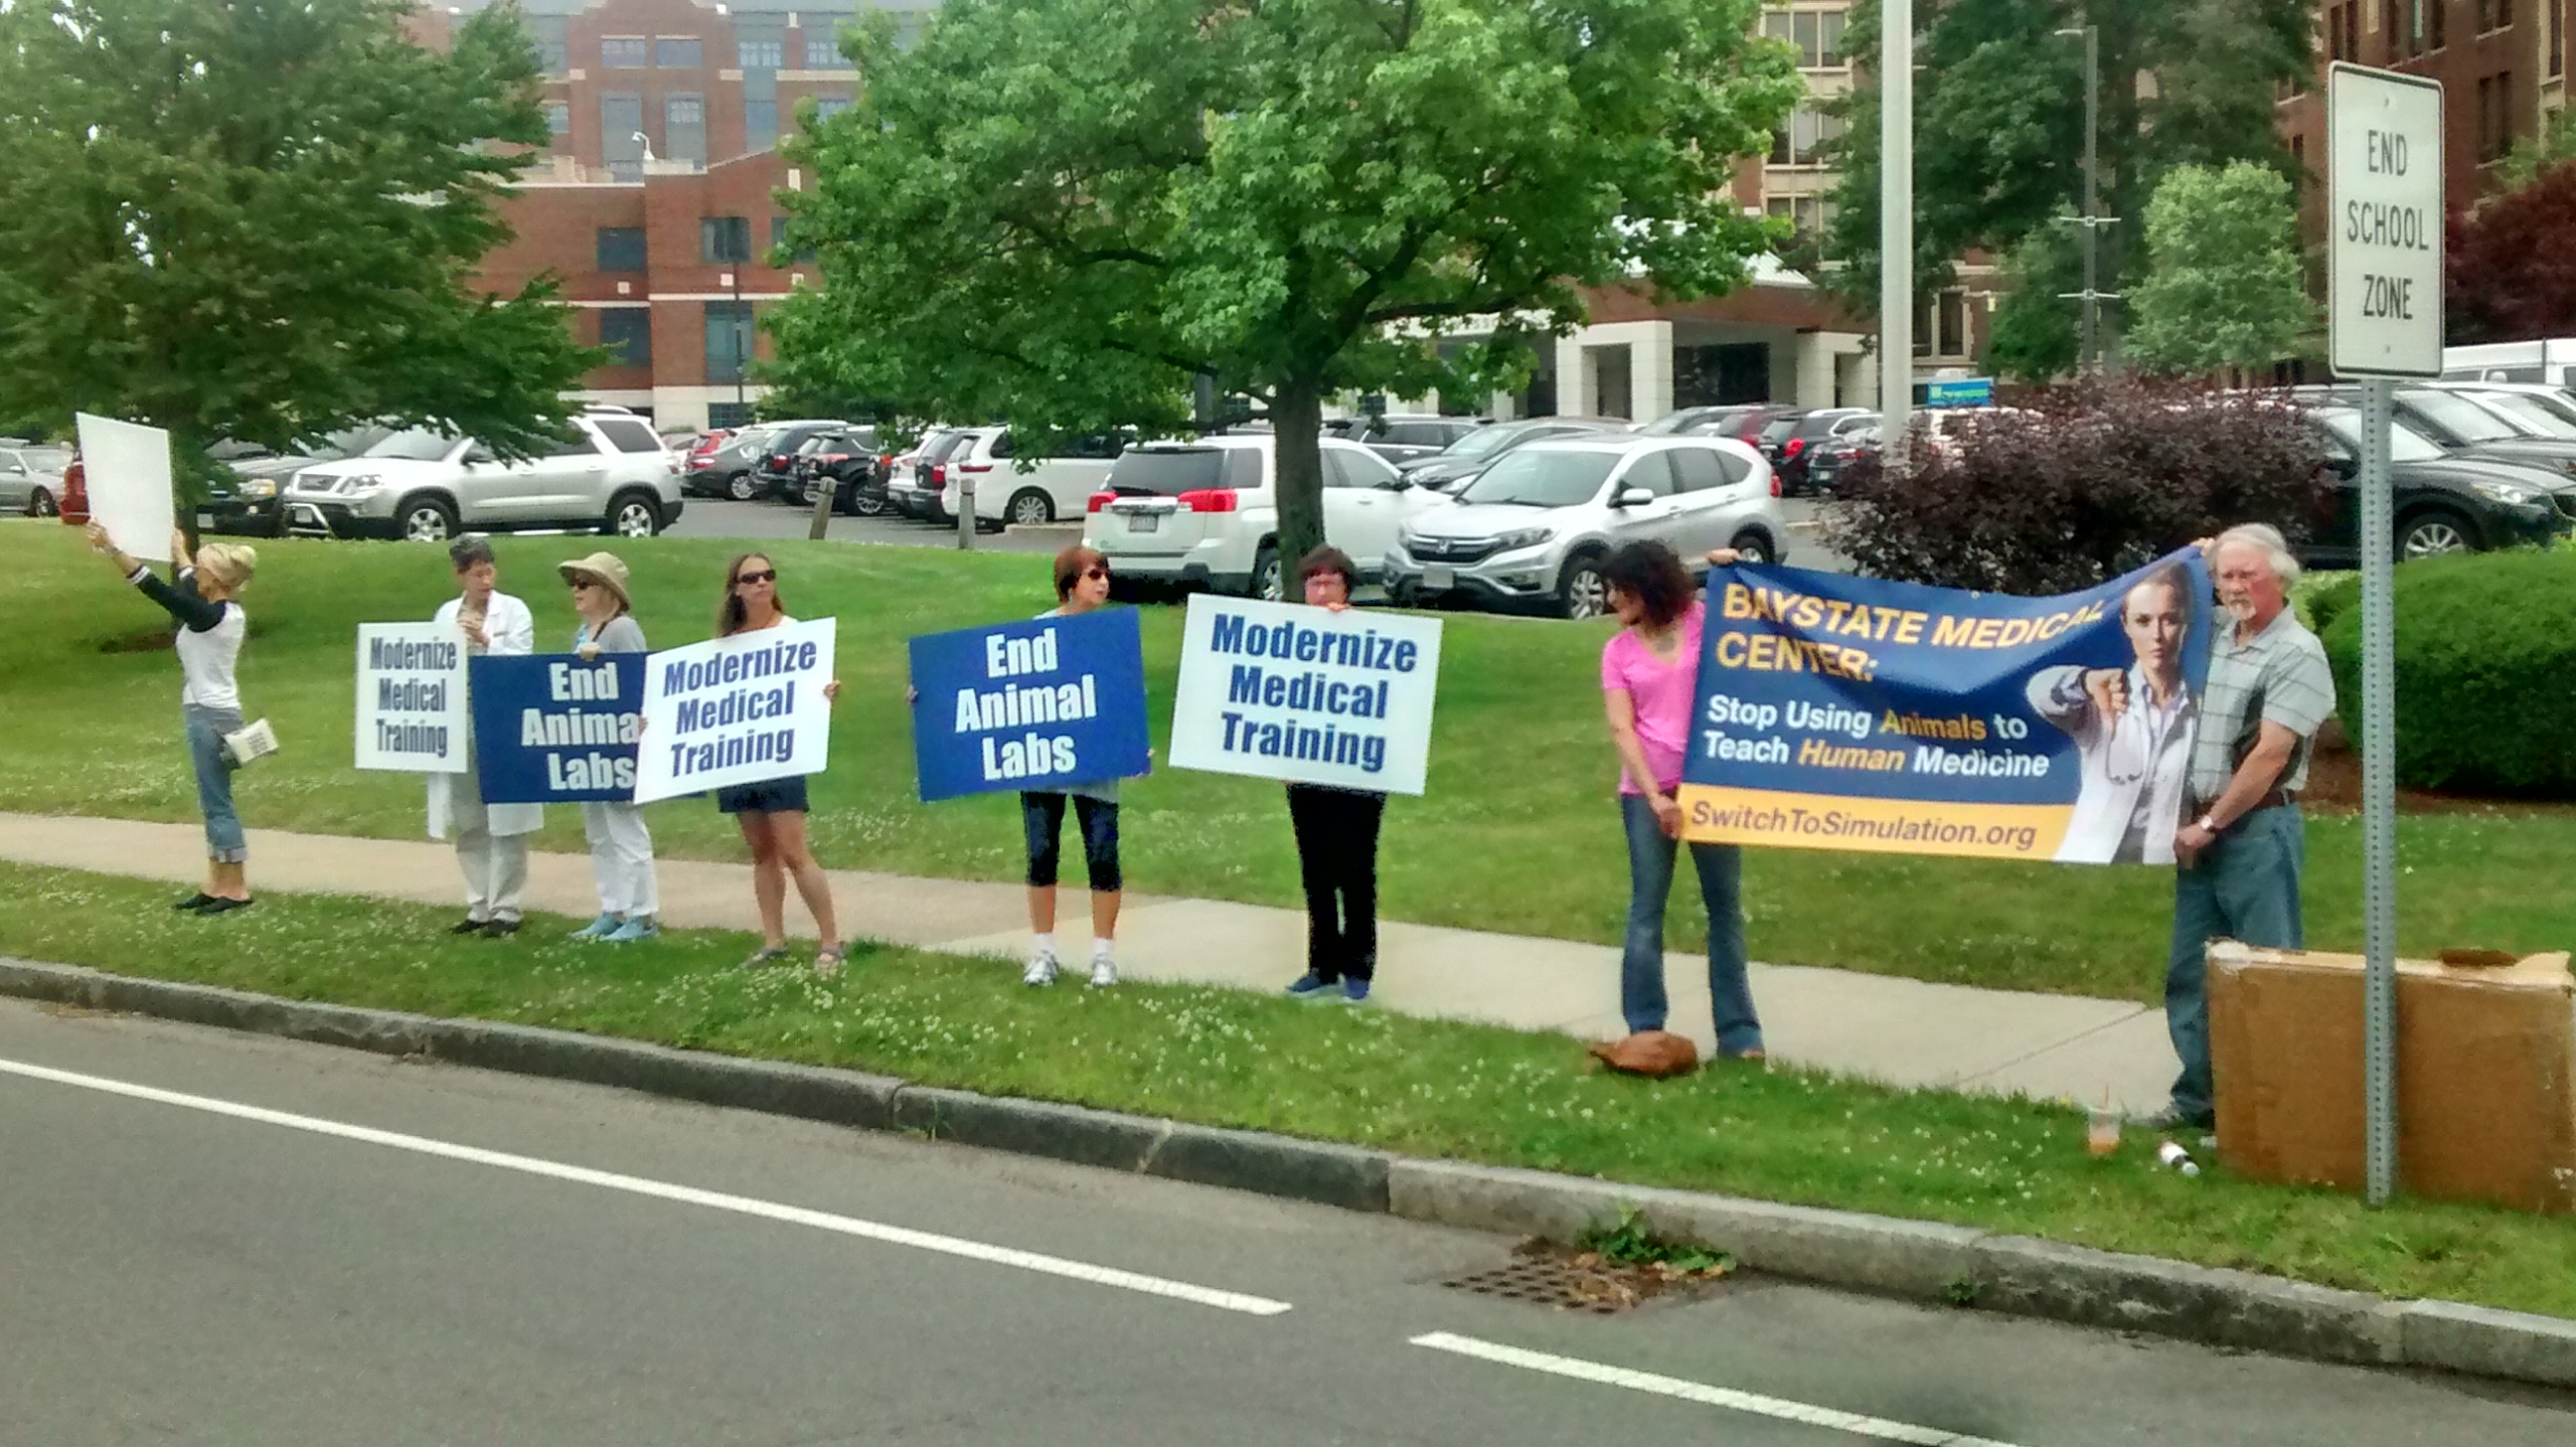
[[908, 608, 1151, 802], [469, 653, 644, 804], [1681, 550, 2214, 865]]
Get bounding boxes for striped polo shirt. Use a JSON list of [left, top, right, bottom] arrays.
[[2187, 605, 2336, 804]]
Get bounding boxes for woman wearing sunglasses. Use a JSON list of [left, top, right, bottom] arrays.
[[715, 554, 848, 976], [560, 552, 660, 943], [1015, 545, 1126, 988]]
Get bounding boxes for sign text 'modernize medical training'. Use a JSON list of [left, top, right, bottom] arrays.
[[1169, 596, 1442, 795], [633, 618, 838, 804]]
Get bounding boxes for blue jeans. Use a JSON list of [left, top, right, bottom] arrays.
[[1619, 794, 1761, 1052], [2166, 805, 2306, 1120], [183, 704, 247, 864]]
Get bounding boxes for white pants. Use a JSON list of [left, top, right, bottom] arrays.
[[454, 826, 529, 923], [580, 801, 657, 918]]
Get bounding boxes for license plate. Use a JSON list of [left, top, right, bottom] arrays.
[[1423, 565, 1456, 590], [196, 512, 215, 528], [1127, 512, 1160, 534]]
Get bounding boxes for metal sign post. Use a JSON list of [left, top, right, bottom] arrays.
[[2328, 63, 2443, 1206], [1878, 0, 1912, 471]]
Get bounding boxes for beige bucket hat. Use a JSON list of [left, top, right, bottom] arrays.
[[557, 551, 631, 610]]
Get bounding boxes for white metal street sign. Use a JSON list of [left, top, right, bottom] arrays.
[[2329, 63, 2444, 379]]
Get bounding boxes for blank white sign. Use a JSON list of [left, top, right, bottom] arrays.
[[76, 412, 176, 562]]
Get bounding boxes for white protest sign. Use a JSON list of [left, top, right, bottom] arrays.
[[2330, 63, 2444, 379], [1168, 595, 1441, 795], [76, 412, 176, 562], [354, 623, 470, 773], [634, 617, 838, 804]]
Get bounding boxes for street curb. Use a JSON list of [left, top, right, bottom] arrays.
[[3, 956, 2569, 1390]]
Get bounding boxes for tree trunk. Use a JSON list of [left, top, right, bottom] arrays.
[[1271, 385, 1326, 583]]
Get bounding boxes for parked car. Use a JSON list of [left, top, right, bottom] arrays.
[[1083, 434, 1443, 597], [2435, 381, 2576, 437], [688, 419, 843, 500], [59, 455, 89, 525], [2304, 404, 2574, 563], [1, 444, 70, 516], [282, 412, 683, 542], [936, 426, 1124, 529], [1398, 416, 1632, 492], [1762, 407, 1876, 494], [1324, 413, 1488, 466], [2295, 384, 2576, 478], [754, 421, 852, 501], [895, 426, 981, 522], [783, 426, 885, 514], [1802, 424, 1879, 493], [1639, 403, 1797, 441], [1383, 435, 1786, 619], [198, 426, 395, 537]]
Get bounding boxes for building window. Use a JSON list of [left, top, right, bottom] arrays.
[[600, 36, 648, 69], [601, 92, 643, 170], [745, 98, 779, 150], [545, 102, 569, 137], [664, 93, 706, 164], [738, 36, 784, 69], [708, 402, 757, 429], [705, 302, 756, 384], [2480, 71, 2517, 160], [1765, 193, 1832, 236], [1770, 104, 1844, 166], [596, 228, 647, 272], [2552, 2, 2565, 77], [702, 216, 753, 264], [656, 36, 703, 69], [2479, 0, 2514, 32], [812, 93, 852, 121], [806, 33, 846, 68], [535, 39, 568, 74], [2431, 0, 2448, 49], [2330, 2, 2362, 61], [1760, 8, 1848, 70], [1913, 290, 1971, 359], [598, 310, 652, 369], [771, 215, 818, 262]]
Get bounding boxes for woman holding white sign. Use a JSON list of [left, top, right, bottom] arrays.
[[713, 554, 847, 976], [87, 521, 260, 914], [1600, 541, 1763, 1061], [561, 552, 660, 944], [1280, 547, 1384, 1006]]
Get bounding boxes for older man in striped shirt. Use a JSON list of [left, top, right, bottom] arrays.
[[2148, 524, 2336, 1132]]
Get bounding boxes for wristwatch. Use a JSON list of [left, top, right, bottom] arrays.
[[2193, 813, 2218, 834]]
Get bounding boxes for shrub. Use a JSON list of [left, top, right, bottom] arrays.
[[2320, 549, 2576, 797], [1828, 380, 2332, 593], [2301, 571, 2360, 633]]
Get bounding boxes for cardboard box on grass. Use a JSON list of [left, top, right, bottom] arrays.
[[2208, 941, 2576, 1213]]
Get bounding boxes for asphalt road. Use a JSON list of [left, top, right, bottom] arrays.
[[2, 998, 2567, 1446]]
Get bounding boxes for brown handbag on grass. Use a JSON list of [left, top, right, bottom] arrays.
[[1588, 1030, 1699, 1078]]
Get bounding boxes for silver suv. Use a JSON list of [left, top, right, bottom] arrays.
[[1383, 435, 1785, 618], [284, 412, 684, 542]]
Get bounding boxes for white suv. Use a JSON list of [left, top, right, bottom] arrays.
[[1382, 435, 1785, 618], [1083, 433, 1449, 597], [938, 426, 1125, 529], [284, 412, 683, 542]]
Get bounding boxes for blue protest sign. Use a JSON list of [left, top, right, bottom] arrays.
[[908, 608, 1151, 802], [469, 653, 644, 804]]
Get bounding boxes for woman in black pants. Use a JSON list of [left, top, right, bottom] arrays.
[[1281, 547, 1384, 1006]]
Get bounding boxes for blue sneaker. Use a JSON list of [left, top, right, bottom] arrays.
[[570, 912, 620, 941], [1339, 979, 1370, 1005], [602, 916, 660, 944], [1285, 972, 1337, 1001]]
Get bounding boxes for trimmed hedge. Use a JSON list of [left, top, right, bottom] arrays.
[[2320, 549, 2576, 797]]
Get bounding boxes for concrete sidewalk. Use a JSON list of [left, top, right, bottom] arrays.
[[0, 811, 2179, 1111]]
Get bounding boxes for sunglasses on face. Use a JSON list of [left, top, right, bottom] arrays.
[[567, 577, 595, 590], [735, 569, 776, 585], [1081, 567, 1111, 582]]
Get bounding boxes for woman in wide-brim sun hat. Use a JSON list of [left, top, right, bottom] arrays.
[[558, 550, 660, 944]]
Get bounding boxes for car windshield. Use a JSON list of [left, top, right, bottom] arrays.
[[364, 428, 462, 462], [2319, 410, 2445, 462], [2401, 390, 2527, 441], [1440, 420, 1545, 461], [1456, 448, 1622, 507], [1757, 417, 1800, 444], [1103, 447, 1225, 496], [2468, 393, 2576, 438]]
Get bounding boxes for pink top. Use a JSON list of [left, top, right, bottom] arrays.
[[1600, 600, 1704, 796]]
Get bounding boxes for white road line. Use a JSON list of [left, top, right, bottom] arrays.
[[0, 1055, 1292, 1318], [1410, 1332, 2026, 1447]]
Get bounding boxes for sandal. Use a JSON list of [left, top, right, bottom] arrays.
[[814, 943, 847, 979], [738, 946, 793, 970]]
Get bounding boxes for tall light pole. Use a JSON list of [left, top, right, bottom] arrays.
[[1880, 0, 1913, 467], [2054, 23, 2117, 374]]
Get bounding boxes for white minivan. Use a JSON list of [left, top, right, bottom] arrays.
[[1083, 433, 1447, 598], [938, 425, 1126, 529]]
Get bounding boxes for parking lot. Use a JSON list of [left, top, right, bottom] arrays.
[[667, 497, 1082, 554]]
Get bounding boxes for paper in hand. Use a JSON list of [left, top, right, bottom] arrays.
[[75, 412, 177, 562]]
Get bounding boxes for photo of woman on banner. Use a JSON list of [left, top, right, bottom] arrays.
[[561, 552, 660, 944], [2024, 562, 2198, 866], [428, 536, 542, 937], [713, 553, 847, 977]]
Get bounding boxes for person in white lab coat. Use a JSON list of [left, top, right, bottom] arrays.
[[2025, 563, 2197, 866], [428, 536, 543, 936]]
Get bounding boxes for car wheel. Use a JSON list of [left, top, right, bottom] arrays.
[[1727, 529, 1776, 564], [2398, 509, 2476, 561], [1007, 489, 1053, 526], [28, 486, 58, 518], [1556, 554, 1609, 619], [852, 487, 887, 517], [605, 491, 662, 538], [397, 496, 457, 543], [724, 471, 756, 502], [1253, 544, 1283, 601]]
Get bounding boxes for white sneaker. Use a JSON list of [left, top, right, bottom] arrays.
[[1023, 950, 1058, 987], [1088, 954, 1117, 989]]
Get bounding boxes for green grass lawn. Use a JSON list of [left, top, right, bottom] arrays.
[[2, 861, 2570, 1319], [4, 523, 2572, 1003]]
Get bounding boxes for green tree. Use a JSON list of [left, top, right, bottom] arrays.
[[770, 0, 1801, 575], [1821, 0, 2309, 369], [2127, 161, 2313, 375], [0, 0, 597, 491]]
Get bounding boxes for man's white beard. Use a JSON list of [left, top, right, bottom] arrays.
[[2221, 596, 2257, 624]]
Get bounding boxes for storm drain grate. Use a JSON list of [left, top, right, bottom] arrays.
[[1439, 1256, 1653, 1315]]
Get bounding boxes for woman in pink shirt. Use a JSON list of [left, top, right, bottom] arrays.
[[1600, 541, 1763, 1059]]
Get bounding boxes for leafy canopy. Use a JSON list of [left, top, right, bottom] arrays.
[[2127, 161, 2314, 374], [0, 0, 597, 475], [770, 0, 1801, 561], [2448, 160, 2576, 346]]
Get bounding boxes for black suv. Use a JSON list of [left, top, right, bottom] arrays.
[[791, 425, 886, 515]]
